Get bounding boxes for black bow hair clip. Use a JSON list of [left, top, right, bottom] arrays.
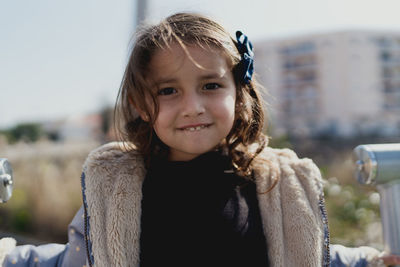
[[235, 31, 254, 84]]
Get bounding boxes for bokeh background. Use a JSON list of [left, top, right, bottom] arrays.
[[1, 0, 400, 251]]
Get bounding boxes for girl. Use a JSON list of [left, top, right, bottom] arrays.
[[1, 12, 399, 267]]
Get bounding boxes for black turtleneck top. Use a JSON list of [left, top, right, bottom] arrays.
[[139, 151, 269, 267]]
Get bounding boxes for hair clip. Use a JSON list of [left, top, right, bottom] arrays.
[[235, 31, 254, 84]]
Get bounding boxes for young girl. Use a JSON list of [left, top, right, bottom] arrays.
[[1, 12, 400, 267]]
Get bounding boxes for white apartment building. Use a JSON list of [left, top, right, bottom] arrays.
[[255, 30, 400, 138]]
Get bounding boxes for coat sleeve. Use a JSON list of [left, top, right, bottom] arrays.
[[1, 206, 87, 267], [330, 244, 386, 267]]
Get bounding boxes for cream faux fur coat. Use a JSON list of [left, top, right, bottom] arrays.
[[81, 142, 329, 267]]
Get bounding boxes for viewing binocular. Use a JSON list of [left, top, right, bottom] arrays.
[[354, 143, 400, 258]]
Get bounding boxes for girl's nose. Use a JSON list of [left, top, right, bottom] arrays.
[[181, 92, 205, 117]]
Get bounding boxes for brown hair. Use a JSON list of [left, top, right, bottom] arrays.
[[115, 12, 268, 178]]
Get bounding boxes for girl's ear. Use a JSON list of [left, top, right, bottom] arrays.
[[138, 111, 150, 122], [128, 95, 150, 122]]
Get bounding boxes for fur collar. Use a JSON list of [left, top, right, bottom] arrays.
[[82, 142, 325, 267]]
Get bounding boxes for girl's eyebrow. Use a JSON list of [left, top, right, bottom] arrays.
[[153, 77, 177, 86], [154, 71, 228, 86], [199, 73, 227, 80], [199, 67, 231, 80]]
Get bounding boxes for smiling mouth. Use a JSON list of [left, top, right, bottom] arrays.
[[179, 124, 211, 132]]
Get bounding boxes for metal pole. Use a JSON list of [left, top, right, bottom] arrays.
[[136, 0, 147, 28]]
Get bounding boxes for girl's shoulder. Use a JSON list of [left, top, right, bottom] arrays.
[[252, 146, 324, 194], [84, 142, 142, 165], [83, 142, 145, 177], [255, 146, 319, 172]]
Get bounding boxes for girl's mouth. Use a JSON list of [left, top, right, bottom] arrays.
[[179, 124, 211, 131]]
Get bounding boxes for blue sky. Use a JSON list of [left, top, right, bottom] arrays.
[[1, 0, 400, 128]]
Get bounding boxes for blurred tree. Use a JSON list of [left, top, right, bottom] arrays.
[[0, 123, 43, 143]]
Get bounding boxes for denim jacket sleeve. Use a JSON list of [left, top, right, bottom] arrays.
[[330, 244, 385, 267], [1, 206, 86, 267]]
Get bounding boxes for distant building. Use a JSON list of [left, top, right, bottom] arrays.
[[255, 30, 400, 138]]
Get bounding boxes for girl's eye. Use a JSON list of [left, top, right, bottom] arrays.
[[204, 83, 220, 90], [158, 87, 176, 96]]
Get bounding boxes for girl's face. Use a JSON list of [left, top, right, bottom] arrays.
[[147, 43, 236, 161]]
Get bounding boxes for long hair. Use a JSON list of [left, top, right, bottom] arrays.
[[115, 12, 268, 178]]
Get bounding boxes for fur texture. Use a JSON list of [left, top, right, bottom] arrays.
[[252, 147, 325, 266], [83, 142, 146, 267], [83, 142, 325, 267]]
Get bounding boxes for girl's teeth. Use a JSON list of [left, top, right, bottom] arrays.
[[185, 125, 206, 131]]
